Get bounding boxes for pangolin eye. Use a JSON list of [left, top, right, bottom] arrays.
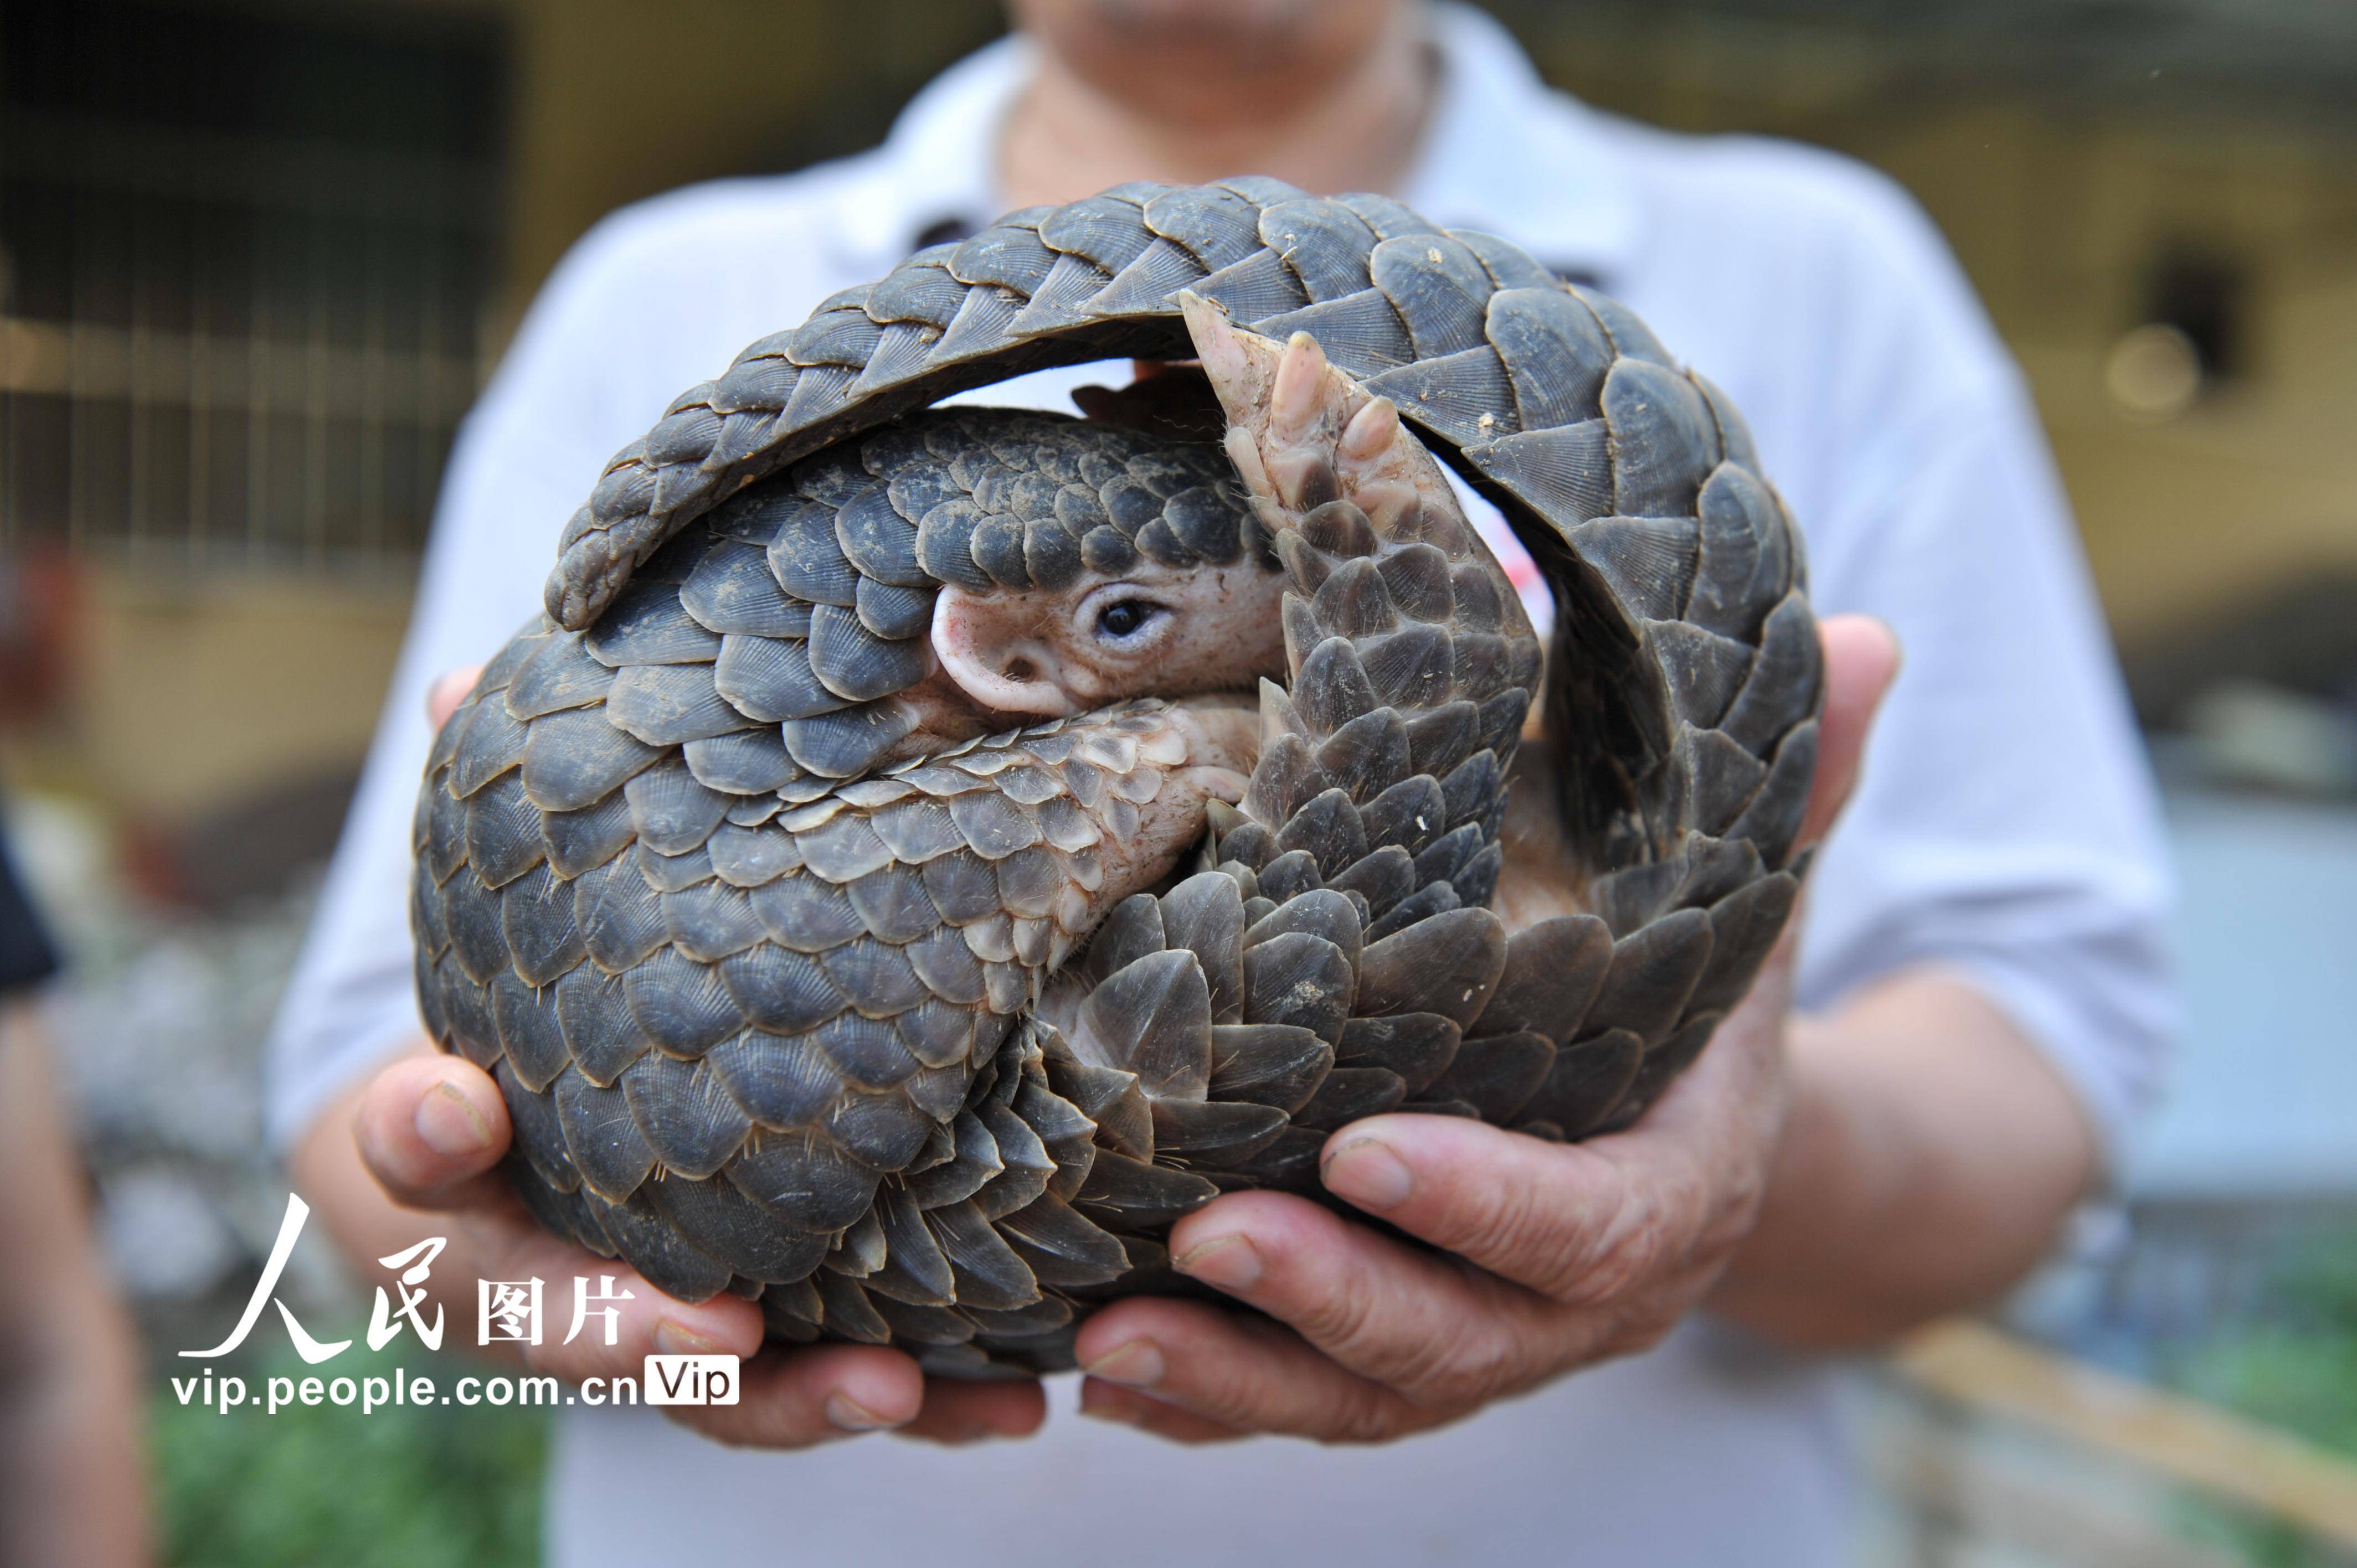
[[1095, 599, 1161, 640]]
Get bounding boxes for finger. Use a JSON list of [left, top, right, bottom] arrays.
[[1094, 1190, 1553, 1415], [1800, 615, 1901, 846], [427, 663, 487, 730], [497, 1247, 764, 1388], [354, 1054, 512, 1209], [1073, 1292, 1447, 1443], [1315, 1112, 1708, 1312], [897, 1376, 1049, 1446], [667, 1343, 930, 1448], [1078, 1378, 1250, 1444]]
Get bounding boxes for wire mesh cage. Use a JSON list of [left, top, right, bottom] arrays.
[[0, 0, 506, 578]]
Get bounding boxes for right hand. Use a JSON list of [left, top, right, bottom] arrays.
[[314, 667, 1048, 1450]]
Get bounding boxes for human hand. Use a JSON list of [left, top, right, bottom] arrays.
[[1066, 615, 1902, 1443], [321, 666, 1047, 1448]]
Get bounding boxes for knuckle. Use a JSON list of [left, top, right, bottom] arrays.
[[1450, 1173, 1550, 1267], [1582, 1214, 1672, 1306], [1697, 1157, 1772, 1256], [1319, 1383, 1410, 1446], [1279, 1268, 1501, 1415], [1547, 1174, 1671, 1307], [1401, 1322, 1522, 1411], [1357, 1325, 1462, 1399], [1288, 1267, 1383, 1352], [1453, 1177, 1595, 1294], [1443, 1147, 1655, 1303]]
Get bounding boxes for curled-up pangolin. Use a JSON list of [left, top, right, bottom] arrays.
[[413, 181, 1821, 1375]]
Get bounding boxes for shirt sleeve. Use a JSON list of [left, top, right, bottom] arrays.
[[1789, 356, 2179, 1169], [1633, 140, 2184, 1172], [263, 228, 653, 1149]]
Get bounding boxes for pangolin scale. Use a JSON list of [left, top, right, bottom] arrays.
[[413, 179, 1821, 1375]]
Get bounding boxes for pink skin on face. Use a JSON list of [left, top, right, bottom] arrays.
[[929, 557, 1288, 720]]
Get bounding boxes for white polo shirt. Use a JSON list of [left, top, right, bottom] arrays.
[[267, 7, 2176, 1563]]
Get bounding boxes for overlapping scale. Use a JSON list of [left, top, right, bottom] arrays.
[[422, 183, 1819, 1373]]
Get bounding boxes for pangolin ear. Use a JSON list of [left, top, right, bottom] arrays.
[[930, 585, 1075, 717], [930, 585, 1016, 699]]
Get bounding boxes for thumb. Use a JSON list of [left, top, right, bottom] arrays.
[[1797, 615, 1900, 848], [427, 664, 487, 731], [355, 1053, 513, 1209]]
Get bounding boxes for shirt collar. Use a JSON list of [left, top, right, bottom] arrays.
[[825, 31, 1037, 271], [1402, 4, 1641, 285], [827, 3, 1640, 285]]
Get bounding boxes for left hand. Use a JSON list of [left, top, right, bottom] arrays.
[[1069, 615, 1900, 1443]]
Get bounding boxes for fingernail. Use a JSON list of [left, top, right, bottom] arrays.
[[825, 1392, 904, 1433], [652, 1320, 728, 1357], [415, 1079, 495, 1158], [1322, 1137, 1413, 1211], [1080, 1391, 1144, 1426], [1172, 1232, 1262, 1292], [1081, 1338, 1166, 1389]]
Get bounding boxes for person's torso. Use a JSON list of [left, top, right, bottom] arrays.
[[548, 1320, 1849, 1568], [484, 58, 1952, 1566]]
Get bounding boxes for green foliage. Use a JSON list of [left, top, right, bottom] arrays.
[[2164, 1229, 2357, 1568], [151, 1333, 545, 1568], [2175, 1235, 2357, 1460]]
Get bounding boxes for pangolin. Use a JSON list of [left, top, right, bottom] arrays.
[[413, 181, 1822, 1375]]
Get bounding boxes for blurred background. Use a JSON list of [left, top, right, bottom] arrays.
[[1, 0, 2351, 1562]]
